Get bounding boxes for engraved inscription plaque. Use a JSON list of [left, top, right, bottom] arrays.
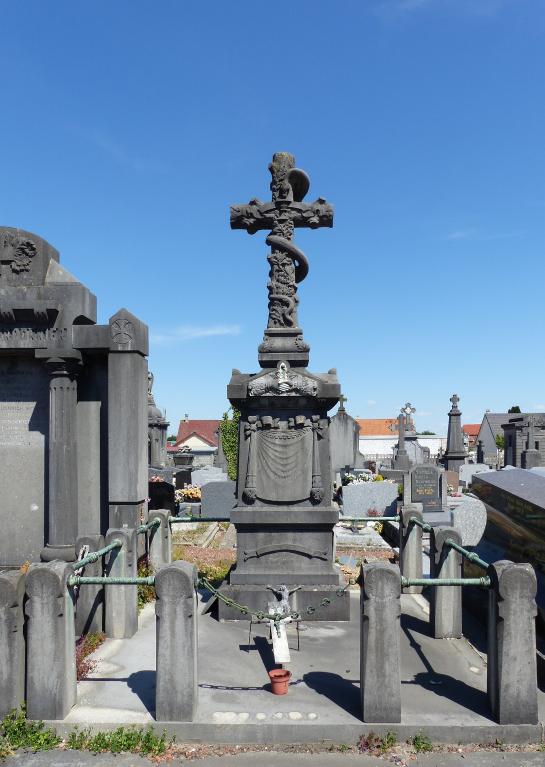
[[411, 465, 442, 513]]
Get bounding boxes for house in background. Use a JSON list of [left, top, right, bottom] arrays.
[[462, 423, 480, 449], [356, 418, 446, 462], [173, 418, 221, 468]]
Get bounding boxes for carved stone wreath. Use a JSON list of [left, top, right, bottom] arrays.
[[1, 232, 37, 274], [248, 362, 317, 397]]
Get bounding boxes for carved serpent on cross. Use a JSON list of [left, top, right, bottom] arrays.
[[230, 152, 333, 330]]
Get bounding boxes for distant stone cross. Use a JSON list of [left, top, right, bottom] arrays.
[[230, 152, 333, 330], [338, 394, 348, 411], [450, 394, 460, 411], [401, 402, 416, 432]]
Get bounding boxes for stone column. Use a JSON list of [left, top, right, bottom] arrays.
[[0, 571, 26, 717], [149, 510, 171, 570], [108, 309, 149, 528], [104, 527, 138, 639], [400, 504, 423, 594], [430, 526, 462, 639], [38, 352, 81, 562], [25, 561, 76, 720], [155, 561, 198, 722], [487, 560, 538, 724], [75, 533, 105, 636], [443, 394, 467, 472], [360, 562, 401, 723]]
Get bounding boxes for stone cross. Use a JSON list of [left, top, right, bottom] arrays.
[[401, 402, 416, 433], [450, 394, 460, 412], [338, 394, 348, 412], [230, 152, 333, 331]]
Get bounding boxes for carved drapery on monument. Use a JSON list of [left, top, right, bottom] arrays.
[[220, 153, 348, 621]]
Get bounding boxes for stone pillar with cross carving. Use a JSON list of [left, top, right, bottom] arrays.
[[442, 394, 467, 473], [221, 152, 349, 620], [107, 309, 149, 529], [522, 416, 541, 469]]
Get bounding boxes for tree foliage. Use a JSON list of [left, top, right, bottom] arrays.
[[219, 408, 240, 481], [495, 434, 505, 450], [508, 405, 521, 413]]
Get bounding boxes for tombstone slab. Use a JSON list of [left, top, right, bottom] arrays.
[[200, 480, 236, 520]]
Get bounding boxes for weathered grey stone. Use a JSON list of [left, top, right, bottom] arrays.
[[147, 371, 169, 468], [108, 309, 148, 530], [447, 494, 487, 546], [341, 481, 398, 518], [400, 504, 423, 594], [0, 570, 26, 716], [329, 406, 362, 479], [360, 562, 401, 723], [25, 561, 76, 720], [105, 527, 138, 639], [155, 561, 198, 722], [487, 560, 538, 724], [75, 534, 104, 635], [459, 463, 493, 488], [404, 464, 452, 525], [430, 526, 462, 639], [149, 510, 171, 569], [200, 480, 236, 519], [191, 466, 228, 487]]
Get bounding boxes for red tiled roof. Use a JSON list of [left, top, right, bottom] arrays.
[[176, 419, 221, 447], [356, 418, 398, 436], [462, 424, 480, 437]]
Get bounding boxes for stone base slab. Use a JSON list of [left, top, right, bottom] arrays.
[[217, 583, 351, 621]]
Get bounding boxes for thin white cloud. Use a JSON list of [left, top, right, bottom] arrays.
[[367, 399, 377, 406], [416, 411, 432, 417], [533, 404, 545, 410], [445, 228, 523, 242], [151, 325, 241, 345]]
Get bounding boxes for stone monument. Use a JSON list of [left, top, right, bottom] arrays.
[[219, 152, 348, 620], [147, 371, 169, 468], [329, 394, 364, 482], [0, 227, 148, 565], [442, 394, 467, 472]]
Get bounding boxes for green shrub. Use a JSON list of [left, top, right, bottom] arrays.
[[220, 408, 240, 481], [67, 726, 169, 756], [137, 558, 155, 611], [410, 731, 433, 752], [0, 708, 61, 755]]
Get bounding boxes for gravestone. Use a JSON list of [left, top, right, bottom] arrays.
[[341, 481, 398, 518], [219, 152, 348, 620], [459, 463, 493, 488], [446, 494, 487, 546], [404, 464, 451, 525], [200, 480, 236, 520], [442, 394, 467, 472], [329, 395, 364, 481], [147, 371, 169, 468], [191, 466, 228, 487], [0, 227, 148, 566]]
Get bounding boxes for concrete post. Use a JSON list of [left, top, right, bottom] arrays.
[[149, 510, 171, 570], [430, 526, 462, 639], [25, 561, 76, 720], [75, 533, 105, 636], [360, 562, 401, 723], [487, 560, 538, 724], [0, 571, 26, 716], [104, 527, 138, 639], [155, 561, 198, 722], [400, 503, 423, 593]]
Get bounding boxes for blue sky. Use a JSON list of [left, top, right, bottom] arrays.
[[1, 0, 544, 434]]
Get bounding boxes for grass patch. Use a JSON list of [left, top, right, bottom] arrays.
[[410, 731, 433, 752], [76, 631, 105, 681], [173, 545, 235, 587], [137, 557, 155, 611], [66, 726, 170, 757], [358, 731, 397, 755], [0, 708, 60, 757]]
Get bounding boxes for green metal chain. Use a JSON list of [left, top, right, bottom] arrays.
[[198, 576, 351, 622], [71, 540, 122, 571], [444, 538, 490, 571]]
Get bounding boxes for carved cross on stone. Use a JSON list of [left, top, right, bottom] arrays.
[[450, 394, 460, 412], [401, 402, 416, 433], [230, 152, 334, 367], [338, 394, 348, 411]]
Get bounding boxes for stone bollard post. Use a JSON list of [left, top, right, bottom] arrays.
[[0, 571, 26, 717], [360, 562, 401, 723], [75, 534, 105, 636], [400, 503, 423, 593], [430, 526, 462, 639], [26, 562, 76, 720], [105, 527, 138, 639], [149, 510, 172, 570], [155, 561, 198, 722], [487, 560, 538, 724]]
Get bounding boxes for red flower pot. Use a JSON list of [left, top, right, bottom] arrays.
[[268, 668, 291, 695]]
